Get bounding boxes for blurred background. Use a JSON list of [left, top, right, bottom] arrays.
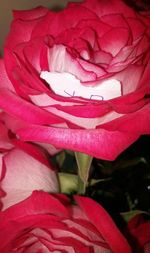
[[0, 0, 82, 55]]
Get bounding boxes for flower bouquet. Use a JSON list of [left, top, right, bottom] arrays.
[[0, 0, 150, 252]]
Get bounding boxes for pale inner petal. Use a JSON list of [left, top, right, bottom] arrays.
[[45, 107, 123, 129], [40, 71, 121, 100]]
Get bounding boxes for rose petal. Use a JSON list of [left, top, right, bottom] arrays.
[[32, 5, 98, 39], [74, 0, 136, 17], [23, 36, 52, 74], [1, 149, 58, 210], [0, 191, 69, 221], [0, 192, 69, 250], [44, 106, 123, 129], [115, 64, 144, 95], [100, 103, 150, 134], [0, 121, 13, 151], [0, 89, 62, 125], [127, 17, 146, 40], [48, 45, 96, 82], [75, 196, 132, 253], [18, 125, 139, 160], [13, 6, 49, 20], [5, 19, 40, 51], [99, 28, 130, 56], [0, 59, 15, 92]]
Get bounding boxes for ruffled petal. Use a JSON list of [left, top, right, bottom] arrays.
[[32, 5, 98, 38]]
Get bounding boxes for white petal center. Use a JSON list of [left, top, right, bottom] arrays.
[[40, 71, 121, 100]]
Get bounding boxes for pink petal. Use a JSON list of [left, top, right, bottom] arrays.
[[5, 19, 40, 51], [93, 50, 112, 65], [32, 5, 98, 39], [108, 82, 150, 113], [48, 45, 96, 82], [100, 13, 128, 28], [73, 0, 136, 17], [13, 6, 49, 20], [135, 35, 149, 56], [0, 121, 13, 151], [126, 17, 146, 40], [0, 112, 61, 156], [140, 56, 150, 85], [99, 28, 130, 56], [53, 103, 111, 118], [109, 42, 139, 68], [4, 48, 49, 97], [13, 63, 48, 94], [5, 7, 49, 51], [0, 192, 69, 250], [100, 103, 150, 134], [115, 64, 144, 95], [34, 142, 61, 156], [12, 140, 53, 167], [55, 27, 91, 52], [77, 19, 111, 37], [4, 49, 29, 97], [75, 196, 132, 253], [44, 107, 122, 129], [18, 126, 139, 160], [0, 215, 66, 252], [0, 111, 31, 132], [30, 93, 84, 107], [109, 98, 148, 114], [0, 191, 69, 220], [23, 37, 49, 73], [128, 215, 150, 250], [0, 59, 15, 92], [1, 149, 59, 210], [78, 59, 106, 78], [0, 89, 62, 125]]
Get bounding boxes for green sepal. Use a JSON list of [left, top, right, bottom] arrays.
[[75, 152, 93, 194], [58, 172, 78, 194]]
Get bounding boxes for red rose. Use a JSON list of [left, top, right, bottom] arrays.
[[127, 214, 150, 253], [0, 112, 58, 210], [0, 191, 132, 253], [0, 0, 150, 160]]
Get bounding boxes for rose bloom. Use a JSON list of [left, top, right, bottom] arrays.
[[127, 214, 150, 253], [0, 0, 150, 160], [0, 112, 58, 210], [0, 191, 132, 253]]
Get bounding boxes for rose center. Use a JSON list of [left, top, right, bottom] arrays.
[[40, 71, 121, 100]]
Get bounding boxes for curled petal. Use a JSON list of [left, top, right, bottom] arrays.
[[18, 125, 139, 160]]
